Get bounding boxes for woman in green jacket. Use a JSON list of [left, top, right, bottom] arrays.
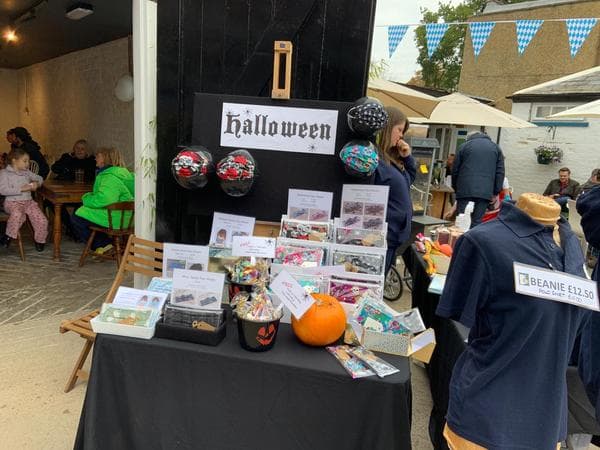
[[70, 148, 134, 250]]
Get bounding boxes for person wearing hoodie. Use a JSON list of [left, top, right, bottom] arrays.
[[11, 127, 49, 179], [70, 148, 134, 251]]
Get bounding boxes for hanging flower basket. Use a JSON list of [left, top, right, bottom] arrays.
[[534, 145, 563, 165]]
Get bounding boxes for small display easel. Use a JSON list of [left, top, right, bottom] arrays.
[[271, 40, 293, 99]]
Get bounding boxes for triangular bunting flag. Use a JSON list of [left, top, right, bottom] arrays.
[[388, 25, 409, 58], [425, 23, 450, 58], [469, 21, 495, 57], [566, 18, 598, 57], [515, 19, 543, 55]]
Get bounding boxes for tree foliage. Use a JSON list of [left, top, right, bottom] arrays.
[[414, 0, 486, 92]]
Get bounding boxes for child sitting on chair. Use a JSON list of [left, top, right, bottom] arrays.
[[0, 148, 48, 251]]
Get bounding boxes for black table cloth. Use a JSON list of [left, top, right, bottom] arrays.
[[405, 244, 600, 449], [74, 323, 412, 450]]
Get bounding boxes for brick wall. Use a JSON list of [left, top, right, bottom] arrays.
[[500, 102, 600, 196], [0, 69, 19, 146], [16, 38, 134, 167]]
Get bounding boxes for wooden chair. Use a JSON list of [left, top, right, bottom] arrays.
[[0, 211, 25, 261], [79, 201, 135, 268], [60, 235, 163, 392], [29, 159, 39, 175]]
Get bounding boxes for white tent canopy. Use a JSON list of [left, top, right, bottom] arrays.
[[549, 98, 600, 118], [413, 93, 535, 129]]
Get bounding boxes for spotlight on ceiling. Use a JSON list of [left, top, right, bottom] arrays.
[[3, 29, 18, 43], [65, 2, 94, 20]]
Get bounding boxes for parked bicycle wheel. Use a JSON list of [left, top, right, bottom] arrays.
[[384, 265, 403, 301], [403, 265, 413, 292]]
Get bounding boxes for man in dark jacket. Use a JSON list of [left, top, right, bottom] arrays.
[[576, 185, 600, 428], [51, 139, 96, 181], [543, 167, 580, 206], [451, 131, 505, 227]]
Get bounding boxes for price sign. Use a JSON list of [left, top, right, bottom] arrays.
[[513, 262, 599, 311]]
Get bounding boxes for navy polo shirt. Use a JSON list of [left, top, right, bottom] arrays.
[[437, 201, 589, 450], [373, 155, 416, 247], [576, 185, 600, 421]]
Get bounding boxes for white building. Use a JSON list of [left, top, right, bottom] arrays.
[[500, 67, 600, 196]]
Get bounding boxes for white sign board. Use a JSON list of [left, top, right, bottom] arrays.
[[340, 184, 390, 230], [287, 189, 333, 222], [209, 212, 256, 248], [270, 270, 315, 319], [513, 262, 599, 311], [163, 243, 210, 278], [220, 102, 338, 155], [232, 236, 276, 258], [112, 287, 169, 311]]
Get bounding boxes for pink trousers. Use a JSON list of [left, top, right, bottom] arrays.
[[3, 200, 48, 243]]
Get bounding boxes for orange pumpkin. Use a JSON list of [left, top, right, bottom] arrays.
[[291, 293, 346, 346]]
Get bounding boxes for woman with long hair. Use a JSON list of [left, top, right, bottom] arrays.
[[374, 106, 416, 275]]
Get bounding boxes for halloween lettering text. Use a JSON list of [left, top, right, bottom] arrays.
[[224, 113, 332, 141]]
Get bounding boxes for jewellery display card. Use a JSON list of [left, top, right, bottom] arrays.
[[340, 185, 389, 230], [280, 217, 331, 242], [209, 212, 256, 248], [334, 225, 386, 248], [172, 269, 226, 310], [287, 189, 334, 222], [163, 243, 210, 278], [112, 286, 169, 311]]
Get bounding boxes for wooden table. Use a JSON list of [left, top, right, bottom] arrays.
[[429, 184, 454, 219], [38, 180, 93, 261]]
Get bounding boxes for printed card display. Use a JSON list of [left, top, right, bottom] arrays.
[[270, 270, 315, 319], [172, 269, 226, 310], [340, 185, 390, 230], [232, 236, 276, 258], [287, 189, 333, 222], [112, 286, 169, 311], [209, 212, 256, 248], [163, 243, 210, 278], [513, 262, 599, 311]]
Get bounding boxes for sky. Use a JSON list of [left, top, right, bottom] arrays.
[[371, 0, 461, 82]]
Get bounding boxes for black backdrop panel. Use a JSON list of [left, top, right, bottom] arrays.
[[188, 93, 357, 223], [157, 0, 377, 243]]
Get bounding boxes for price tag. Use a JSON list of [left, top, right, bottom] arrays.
[[231, 236, 276, 258], [270, 270, 315, 319], [513, 262, 599, 311]]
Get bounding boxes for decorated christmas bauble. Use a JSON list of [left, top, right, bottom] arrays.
[[339, 140, 379, 177], [171, 146, 214, 189], [216, 149, 257, 197], [347, 97, 388, 138]]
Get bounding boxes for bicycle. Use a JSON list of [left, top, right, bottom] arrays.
[[384, 262, 413, 301]]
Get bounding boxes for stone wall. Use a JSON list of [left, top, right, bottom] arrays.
[[15, 38, 134, 167]]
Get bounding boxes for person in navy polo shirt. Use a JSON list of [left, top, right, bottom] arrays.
[[437, 193, 589, 449], [576, 185, 600, 424]]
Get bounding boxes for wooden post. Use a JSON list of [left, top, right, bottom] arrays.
[[271, 41, 293, 99]]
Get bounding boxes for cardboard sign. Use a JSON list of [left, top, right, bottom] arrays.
[[172, 269, 225, 310], [270, 270, 315, 319], [287, 189, 333, 222], [232, 236, 276, 258], [513, 262, 599, 311], [163, 243, 210, 278], [340, 184, 389, 230]]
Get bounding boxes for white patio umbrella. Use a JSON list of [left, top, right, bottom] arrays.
[[367, 78, 440, 119], [413, 92, 535, 128], [549, 98, 600, 118]]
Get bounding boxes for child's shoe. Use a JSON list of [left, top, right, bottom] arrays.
[[35, 243, 45, 252], [0, 235, 11, 248]]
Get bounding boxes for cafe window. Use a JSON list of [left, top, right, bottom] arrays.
[[530, 103, 583, 121]]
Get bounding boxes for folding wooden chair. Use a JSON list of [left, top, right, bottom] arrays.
[[59, 235, 163, 392]]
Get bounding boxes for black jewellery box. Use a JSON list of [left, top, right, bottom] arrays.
[[155, 304, 231, 346]]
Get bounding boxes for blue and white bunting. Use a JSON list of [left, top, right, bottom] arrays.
[[425, 23, 450, 58], [469, 21, 496, 57], [388, 25, 409, 58], [566, 18, 598, 57], [515, 19, 543, 55]]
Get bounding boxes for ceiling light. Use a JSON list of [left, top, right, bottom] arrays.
[[4, 29, 18, 43], [65, 3, 94, 20]]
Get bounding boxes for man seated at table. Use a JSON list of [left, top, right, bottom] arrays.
[[51, 139, 96, 182], [543, 167, 580, 207]]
